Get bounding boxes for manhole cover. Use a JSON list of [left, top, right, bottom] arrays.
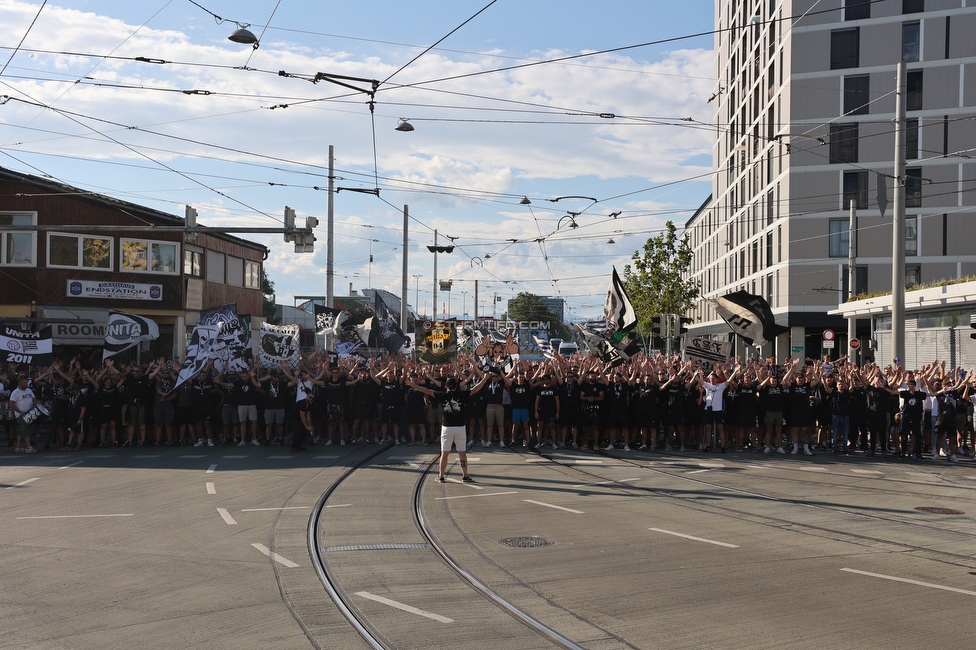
[[915, 507, 964, 515], [500, 536, 554, 548]]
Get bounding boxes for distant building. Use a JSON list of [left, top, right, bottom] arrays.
[[0, 166, 267, 362], [506, 295, 565, 324]]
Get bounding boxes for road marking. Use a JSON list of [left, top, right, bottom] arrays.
[[355, 591, 453, 623], [747, 464, 778, 470], [5, 478, 39, 489], [251, 543, 299, 568], [206, 482, 216, 495], [841, 568, 976, 596], [241, 506, 310, 512], [436, 491, 517, 501], [43, 455, 69, 459], [325, 503, 352, 508], [222, 455, 248, 459], [524, 457, 547, 462], [906, 472, 937, 479], [798, 466, 829, 472], [206, 464, 217, 474], [851, 469, 883, 475], [216, 508, 237, 525], [17, 514, 133, 519], [179, 454, 206, 459], [575, 459, 603, 464], [572, 478, 640, 488], [524, 499, 584, 514], [699, 463, 726, 468], [686, 469, 711, 474], [268, 455, 294, 459], [446, 477, 483, 489], [58, 461, 85, 470], [649, 528, 739, 548], [314, 455, 339, 459], [133, 455, 160, 459], [88, 454, 116, 458]]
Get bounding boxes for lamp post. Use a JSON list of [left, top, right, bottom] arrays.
[[461, 290, 468, 319], [427, 230, 454, 321], [412, 274, 423, 319]]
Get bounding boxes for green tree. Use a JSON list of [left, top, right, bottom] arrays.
[[623, 221, 700, 342], [262, 271, 280, 324], [503, 292, 572, 339]]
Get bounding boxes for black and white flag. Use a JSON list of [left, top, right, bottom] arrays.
[[175, 303, 236, 389], [102, 311, 159, 361], [314, 305, 343, 335], [258, 323, 301, 369], [209, 314, 252, 372], [373, 293, 409, 354], [709, 290, 789, 348], [605, 266, 637, 333], [1, 326, 53, 366]]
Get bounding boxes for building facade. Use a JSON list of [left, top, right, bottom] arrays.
[[686, 0, 976, 360], [0, 167, 267, 362]]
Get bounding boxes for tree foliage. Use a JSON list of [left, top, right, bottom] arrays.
[[503, 291, 571, 339], [623, 221, 701, 334]]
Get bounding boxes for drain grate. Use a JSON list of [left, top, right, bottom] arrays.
[[915, 507, 964, 515], [500, 536, 554, 548]]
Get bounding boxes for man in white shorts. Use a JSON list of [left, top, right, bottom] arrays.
[[407, 369, 488, 482]]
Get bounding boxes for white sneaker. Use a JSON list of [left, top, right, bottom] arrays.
[[207, 439, 214, 447], [624, 444, 632, 452], [791, 446, 798, 455], [803, 445, 813, 456], [194, 439, 205, 447], [251, 439, 261, 446], [552, 442, 559, 450], [238, 440, 246, 447], [25, 446, 37, 453], [340, 439, 346, 446], [325, 439, 333, 446], [679, 445, 686, 452], [571, 442, 579, 449], [605, 444, 614, 451], [776, 447, 786, 454], [763, 446, 771, 454]]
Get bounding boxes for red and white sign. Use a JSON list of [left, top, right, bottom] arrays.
[[849, 338, 860, 350], [822, 329, 835, 341]]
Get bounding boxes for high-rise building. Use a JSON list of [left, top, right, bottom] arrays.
[[686, 0, 976, 361]]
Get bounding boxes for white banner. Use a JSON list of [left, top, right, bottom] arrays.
[[681, 335, 732, 372], [68, 280, 163, 301], [258, 323, 300, 369], [1, 326, 53, 366]]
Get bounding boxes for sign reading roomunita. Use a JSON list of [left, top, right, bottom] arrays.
[[67, 280, 163, 301]]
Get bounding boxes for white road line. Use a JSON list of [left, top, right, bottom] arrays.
[[133, 455, 160, 459], [179, 455, 205, 459], [575, 459, 603, 464], [851, 469, 883, 475], [314, 455, 339, 459], [649, 527, 739, 548], [841, 568, 976, 596], [268, 455, 294, 459], [17, 514, 133, 519], [446, 477, 483, 489], [524, 499, 584, 514], [355, 591, 453, 623], [798, 466, 829, 472], [686, 469, 711, 474], [88, 454, 116, 458], [241, 506, 310, 512], [206, 482, 216, 495], [5, 478, 39, 489], [325, 503, 352, 508], [572, 478, 640, 488], [699, 463, 726, 468], [906, 472, 937, 479], [747, 464, 780, 470], [524, 458, 547, 462], [251, 543, 299, 568], [216, 508, 238, 525], [436, 491, 517, 501], [206, 464, 217, 474], [221, 455, 248, 459], [58, 461, 85, 470]]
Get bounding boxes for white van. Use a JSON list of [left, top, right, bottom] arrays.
[[557, 341, 578, 356]]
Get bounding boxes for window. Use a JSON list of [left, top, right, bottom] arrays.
[[906, 216, 918, 256], [829, 219, 850, 257], [0, 213, 35, 266], [184, 248, 203, 277], [845, 0, 870, 20], [902, 23, 920, 62], [906, 168, 922, 207], [245, 261, 262, 289], [906, 119, 919, 159], [226, 256, 244, 286], [206, 250, 224, 283], [842, 265, 869, 299], [121, 239, 178, 274], [903, 0, 924, 14], [843, 171, 869, 209], [905, 264, 921, 288], [829, 123, 859, 163], [48, 233, 112, 270], [844, 75, 869, 115], [831, 28, 859, 70], [907, 70, 923, 110]]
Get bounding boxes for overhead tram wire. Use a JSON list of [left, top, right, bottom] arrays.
[[0, 0, 47, 78]]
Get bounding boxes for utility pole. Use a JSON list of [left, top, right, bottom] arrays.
[[891, 62, 906, 366], [327, 145, 335, 308], [401, 205, 409, 333], [848, 200, 858, 364]]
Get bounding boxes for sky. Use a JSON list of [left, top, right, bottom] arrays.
[[0, 0, 717, 323]]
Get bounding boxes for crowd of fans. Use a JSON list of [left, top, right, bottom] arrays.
[[3, 350, 974, 462]]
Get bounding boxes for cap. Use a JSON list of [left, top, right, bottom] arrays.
[[68, 383, 81, 391]]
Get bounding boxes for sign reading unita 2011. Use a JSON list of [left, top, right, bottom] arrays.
[[67, 280, 163, 301]]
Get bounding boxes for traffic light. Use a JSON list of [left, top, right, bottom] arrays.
[[283, 206, 296, 242], [650, 315, 662, 336], [678, 316, 692, 334]]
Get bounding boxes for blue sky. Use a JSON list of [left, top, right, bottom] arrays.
[[0, 0, 716, 321]]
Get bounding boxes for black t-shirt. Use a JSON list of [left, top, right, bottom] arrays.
[[234, 379, 259, 406], [380, 379, 404, 409], [536, 386, 558, 413], [124, 376, 150, 406], [484, 379, 505, 405], [264, 379, 290, 409], [900, 389, 925, 422], [759, 385, 785, 412], [580, 381, 605, 409], [435, 388, 471, 427], [510, 380, 531, 409]]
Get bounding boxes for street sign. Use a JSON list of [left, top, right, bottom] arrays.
[[823, 329, 835, 341], [823, 340, 835, 349], [849, 338, 860, 350]]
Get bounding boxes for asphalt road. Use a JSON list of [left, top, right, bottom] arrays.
[[2, 441, 975, 649]]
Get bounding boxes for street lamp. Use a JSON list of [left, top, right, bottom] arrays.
[[461, 290, 468, 319], [412, 274, 423, 318]]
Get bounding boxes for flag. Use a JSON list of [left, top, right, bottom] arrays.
[[419, 319, 457, 364], [373, 292, 408, 354], [472, 328, 519, 373], [209, 314, 252, 372], [709, 290, 789, 348], [314, 305, 343, 335], [1, 325, 53, 367], [258, 323, 301, 369], [336, 340, 363, 357], [605, 266, 637, 333], [355, 317, 375, 347], [575, 323, 630, 366], [175, 303, 236, 389], [102, 311, 159, 361]]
